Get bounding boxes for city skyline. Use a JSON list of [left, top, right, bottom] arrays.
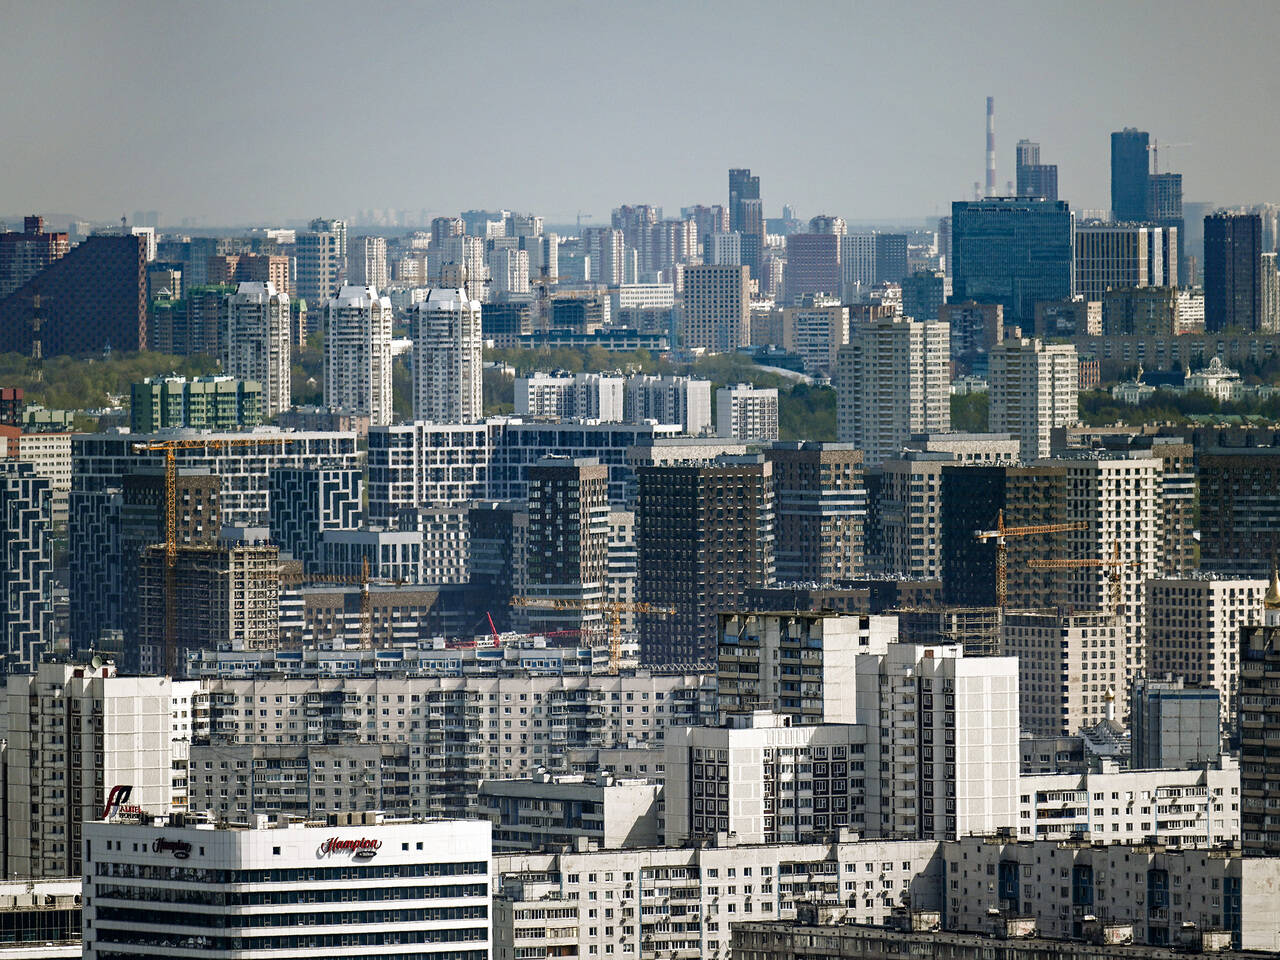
[[5, 1, 1280, 225]]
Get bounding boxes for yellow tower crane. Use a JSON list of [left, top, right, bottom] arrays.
[[1029, 541, 1142, 613], [131, 436, 293, 674], [509, 597, 676, 674], [974, 510, 1089, 608], [280, 557, 404, 650]]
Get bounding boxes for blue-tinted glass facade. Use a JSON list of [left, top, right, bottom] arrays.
[[951, 197, 1074, 332]]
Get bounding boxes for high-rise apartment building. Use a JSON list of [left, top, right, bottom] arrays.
[[0, 215, 69, 298], [0, 460, 52, 672], [1060, 453, 1163, 702], [351, 234, 387, 289], [704, 231, 741, 265], [664, 711, 871, 845], [836, 318, 951, 467], [1075, 223, 1177, 302], [1111, 127, 1151, 223], [523, 458, 610, 642], [988, 338, 1079, 462], [294, 228, 343, 304], [716, 611, 897, 723], [1199, 448, 1280, 576], [939, 300, 1003, 374], [490, 246, 530, 297], [765, 443, 865, 583], [855, 643, 1019, 840], [225, 281, 291, 416], [1145, 576, 1265, 726], [637, 457, 774, 664], [716, 383, 779, 442], [325, 284, 393, 425], [267, 466, 362, 572], [411, 287, 482, 424], [623, 375, 712, 435], [682, 263, 750, 351], [951, 197, 1074, 331], [781, 298, 848, 374], [2, 659, 173, 879], [1130, 676, 1222, 770], [1240, 580, 1280, 856], [1204, 212, 1270, 331], [1002, 610, 1124, 736]]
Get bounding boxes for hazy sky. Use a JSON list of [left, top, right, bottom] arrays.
[[4, 0, 1279, 227]]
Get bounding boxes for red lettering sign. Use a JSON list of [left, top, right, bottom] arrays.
[[318, 836, 382, 859]]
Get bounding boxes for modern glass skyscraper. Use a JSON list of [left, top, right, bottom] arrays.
[[1204, 212, 1267, 331], [1111, 128, 1150, 223], [950, 197, 1074, 332]]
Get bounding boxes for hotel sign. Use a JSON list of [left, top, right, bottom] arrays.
[[318, 836, 382, 860]]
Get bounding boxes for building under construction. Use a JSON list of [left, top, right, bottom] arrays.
[[138, 541, 280, 673]]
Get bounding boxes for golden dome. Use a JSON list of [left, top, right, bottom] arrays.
[[1266, 565, 1280, 609]]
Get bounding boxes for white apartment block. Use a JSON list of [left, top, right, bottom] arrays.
[[189, 670, 715, 820], [1057, 453, 1163, 692], [226, 281, 291, 417], [491, 246, 530, 297], [1144, 577, 1266, 725], [855, 644, 1019, 841], [352, 234, 388, 289], [412, 287, 483, 424], [705, 231, 742, 266], [14, 430, 71, 524], [664, 712, 870, 845], [83, 815, 491, 960], [1018, 757, 1241, 847], [1, 660, 173, 879], [782, 300, 849, 374], [494, 837, 943, 960], [367, 419, 684, 520], [516, 373, 625, 422], [837, 318, 950, 467], [716, 384, 779, 442], [717, 611, 898, 725], [324, 284, 393, 426], [440, 234, 489, 301], [1002, 611, 1124, 737], [606, 510, 638, 635], [840, 233, 878, 288], [623, 375, 712, 436], [944, 837, 1280, 950], [988, 338, 1079, 462]]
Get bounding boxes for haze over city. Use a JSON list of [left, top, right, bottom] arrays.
[[5, 0, 1280, 224]]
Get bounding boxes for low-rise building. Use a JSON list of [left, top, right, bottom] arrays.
[[943, 836, 1280, 950], [1017, 757, 1241, 846], [473, 772, 661, 851]]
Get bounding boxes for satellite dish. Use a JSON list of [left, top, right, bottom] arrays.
[[90, 655, 103, 670]]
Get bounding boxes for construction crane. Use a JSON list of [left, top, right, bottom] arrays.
[[1029, 542, 1141, 613], [1146, 139, 1194, 175], [510, 597, 676, 674], [974, 510, 1088, 608], [131, 436, 293, 674], [281, 557, 400, 650]]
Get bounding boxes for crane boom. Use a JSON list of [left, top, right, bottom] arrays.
[[131, 437, 293, 674], [973, 510, 1089, 608], [510, 596, 676, 673]]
